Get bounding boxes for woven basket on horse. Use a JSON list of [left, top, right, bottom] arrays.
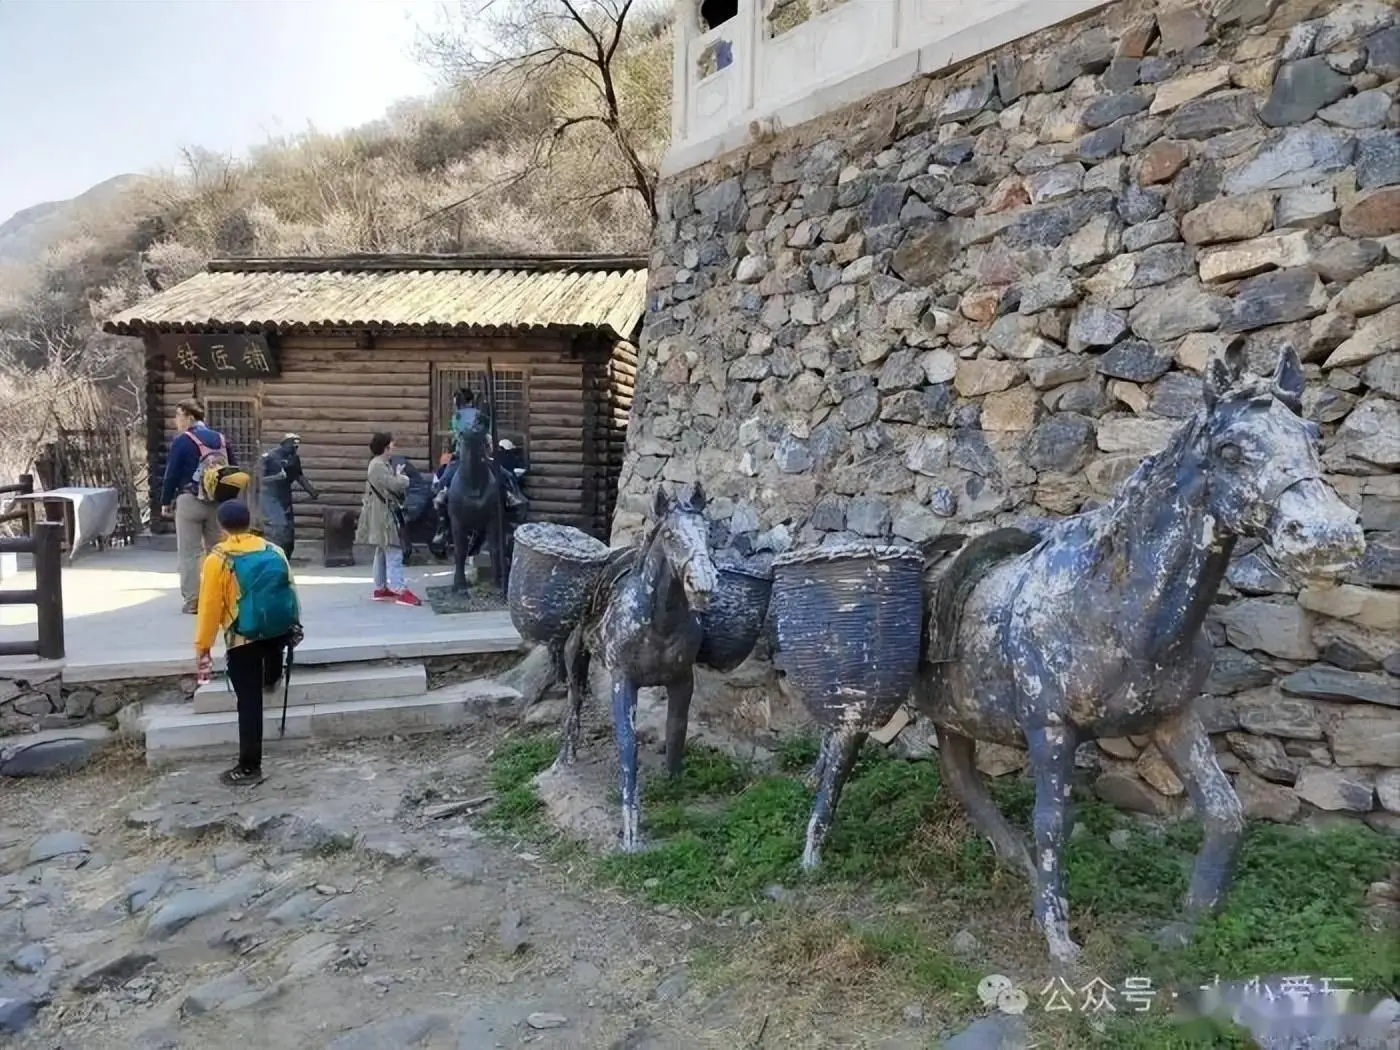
[[770, 543, 925, 730], [697, 553, 774, 673], [507, 523, 611, 647]]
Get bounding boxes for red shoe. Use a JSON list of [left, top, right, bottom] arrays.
[[395, 589, 422, 607], [372, 587, 397, 601]]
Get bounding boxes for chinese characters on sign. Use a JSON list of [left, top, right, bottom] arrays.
[[980, 972, 1357, 1017], [162, 334, 279, 378]]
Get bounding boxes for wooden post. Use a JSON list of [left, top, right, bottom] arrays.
[[486, 358, 507, 592], [32, 521, 64, 660]]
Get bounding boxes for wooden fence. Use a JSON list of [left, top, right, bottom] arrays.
[[0, 520, 65, 659]]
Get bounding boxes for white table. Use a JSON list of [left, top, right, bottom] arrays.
[[12, 487, 120, 563]]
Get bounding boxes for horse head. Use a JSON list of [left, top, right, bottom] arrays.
[[650, 483, 718, 613], [456, 426, 492, 467], [1200, 337, 1363, 577]]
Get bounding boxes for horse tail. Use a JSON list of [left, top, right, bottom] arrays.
[[924, 527, 1042, 667]]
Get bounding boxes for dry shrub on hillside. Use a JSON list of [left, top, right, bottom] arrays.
[[0, 0, 672, 474]]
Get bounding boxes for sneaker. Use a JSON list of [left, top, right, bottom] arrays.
[[395, 589, 423, 607], [220, 766, 264, 788], [372, 587, 398, 601], [182, 598, 198, 615]]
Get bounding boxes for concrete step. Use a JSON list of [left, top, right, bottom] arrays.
[[61, 620, 523, 684], [143, 679, 522, 768], [191, 663, 426, 715]]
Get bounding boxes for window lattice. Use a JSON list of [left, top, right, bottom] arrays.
[[204, 397, 260, 468], [433, 368, 528, 461]]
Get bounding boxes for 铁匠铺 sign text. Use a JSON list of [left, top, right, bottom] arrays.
[[162, 334, 280, 378]]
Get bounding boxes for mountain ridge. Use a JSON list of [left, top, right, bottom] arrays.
[[0, 173, 148, 269]]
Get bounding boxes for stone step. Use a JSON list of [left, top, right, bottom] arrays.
[[143, 679, 522, 768], [191, 663, 427, 715]]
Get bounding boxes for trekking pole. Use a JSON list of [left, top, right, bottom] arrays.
[[279, 636, 297, 738]]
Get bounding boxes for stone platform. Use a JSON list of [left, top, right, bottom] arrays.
[[0, 546, 522, 683], [0, 546, 527, 768]]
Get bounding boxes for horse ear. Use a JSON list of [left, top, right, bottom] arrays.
[[1203, 336, 1247, 410], [653, 486, 669, 518], [1272, 343, 1305, 412]]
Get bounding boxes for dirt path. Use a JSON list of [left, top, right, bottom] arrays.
[[0, 734, 782, 1050], [5, 726, 1397, 1050]]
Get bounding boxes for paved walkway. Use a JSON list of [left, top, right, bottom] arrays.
[[0, 547, 517, 680]]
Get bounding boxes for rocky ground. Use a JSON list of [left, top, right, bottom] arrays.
[[4, 719, 1397, 1050], [0, 734, 774, 1050]]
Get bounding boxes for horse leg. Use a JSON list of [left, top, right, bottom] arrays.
[[555, 629, 589, 768], [1150, 706, 1245, 941], [935, 727, 1035, 881], [801, 725, 865, 871], [612, 674, 644, 853], [1025, 723, 1081, 965], [663, 672, 694, 779], [803, 732, 832, 792], [451, 517, 470, 593]]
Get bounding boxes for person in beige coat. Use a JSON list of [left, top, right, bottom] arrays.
[[355, 432, 420, 607]]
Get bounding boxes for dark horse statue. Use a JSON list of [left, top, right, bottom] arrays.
[[904, 341, 1364, 963], [448, 427, 509, 594], [557, 483, 718, 852]]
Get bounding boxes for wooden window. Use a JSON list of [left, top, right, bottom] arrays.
[[203, 396, 260, 467], [432, 367, 529, 462]]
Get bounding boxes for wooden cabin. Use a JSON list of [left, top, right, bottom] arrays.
[[103, 254, 646, 544]]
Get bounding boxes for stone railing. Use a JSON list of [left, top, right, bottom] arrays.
[[665, 0, 1114, 176]]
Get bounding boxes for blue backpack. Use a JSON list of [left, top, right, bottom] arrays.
[[221, 545, 298, 642]]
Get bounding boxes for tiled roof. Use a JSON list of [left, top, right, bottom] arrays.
[[103, 254, 648, 340]]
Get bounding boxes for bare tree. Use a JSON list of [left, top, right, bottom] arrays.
[[416, 0, 670, 225]]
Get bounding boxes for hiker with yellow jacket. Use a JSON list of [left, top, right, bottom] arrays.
[[194, 500, 303, 787]]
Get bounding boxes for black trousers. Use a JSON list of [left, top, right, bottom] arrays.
[[225, 638, 287, 771]]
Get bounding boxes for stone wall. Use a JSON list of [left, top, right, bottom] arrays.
[[620, 0, 1400, 831], [0, 672, 193, 737]]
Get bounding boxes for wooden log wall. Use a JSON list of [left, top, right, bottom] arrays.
[[601, 337, 637, 533], [147, 331, 601, 546]]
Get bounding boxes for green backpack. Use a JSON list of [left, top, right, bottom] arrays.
[[222, 545, 298, 642]]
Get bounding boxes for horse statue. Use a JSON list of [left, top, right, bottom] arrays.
[[901, 340, 1365, 964], [447, 426, 509, 595], [556, 483, 718, 852]]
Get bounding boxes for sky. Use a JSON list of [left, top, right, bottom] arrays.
[[0, 0, 449, 223]]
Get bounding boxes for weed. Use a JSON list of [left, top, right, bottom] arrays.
[[477, 733, 558, 838], [481, 735, 1398, 1045]]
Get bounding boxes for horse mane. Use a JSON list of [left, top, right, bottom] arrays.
[[924, 528, 1042, 666], [578, 518, 657, 628]]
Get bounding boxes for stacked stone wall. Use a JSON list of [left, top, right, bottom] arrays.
[[0, 673, 193, 736], [621, 0, 1400, 830]]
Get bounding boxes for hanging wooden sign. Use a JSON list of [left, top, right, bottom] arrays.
[[161, 334, 280, 378]]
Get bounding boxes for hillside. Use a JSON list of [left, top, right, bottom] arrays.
[[0, 173, 148, 268], [0, 1, 673, 481]]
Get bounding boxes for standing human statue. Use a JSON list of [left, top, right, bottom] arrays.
[[260, 434, 319, 558]]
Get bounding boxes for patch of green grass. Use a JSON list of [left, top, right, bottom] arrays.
[[478, 733, 557, 837], [483, 734, 1399, 1014]]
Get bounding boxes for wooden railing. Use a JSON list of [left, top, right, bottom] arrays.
[[0, 521, 66, 659], [0, 474, 34, 533]]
